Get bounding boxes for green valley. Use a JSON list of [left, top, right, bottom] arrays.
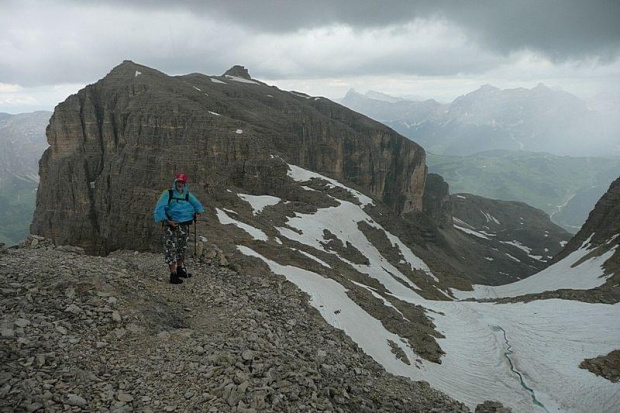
[[427, 150, 620, 233]]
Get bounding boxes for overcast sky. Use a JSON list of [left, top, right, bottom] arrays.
[[2, 0, 620, 113]]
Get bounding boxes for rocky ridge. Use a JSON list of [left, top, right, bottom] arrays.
[[0, 239, 477, 413]]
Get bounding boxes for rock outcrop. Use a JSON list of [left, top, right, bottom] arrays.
[[32, 61, 426, 254], [223, 65, 252, 80]]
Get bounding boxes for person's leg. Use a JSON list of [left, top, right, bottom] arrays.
[[176, 224, 191, 278], [164, 225, 182, 284]]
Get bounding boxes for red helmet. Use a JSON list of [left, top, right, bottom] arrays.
[[175, 173, 188, 183]]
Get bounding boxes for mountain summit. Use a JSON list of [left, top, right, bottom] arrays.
[[223, 65, 252, 80]]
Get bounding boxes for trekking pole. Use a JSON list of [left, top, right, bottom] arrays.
[[193, 213, 197, 258]]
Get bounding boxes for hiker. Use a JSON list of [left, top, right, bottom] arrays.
[[154, 173, 204, 284]]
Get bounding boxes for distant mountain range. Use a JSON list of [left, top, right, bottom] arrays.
[[340, 85, 619, 158], [0, 111, 51, 245]]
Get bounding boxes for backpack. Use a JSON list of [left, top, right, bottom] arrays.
[[167, 189, 189, 205]]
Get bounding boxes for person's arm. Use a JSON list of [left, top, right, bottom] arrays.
[[188, 193, 205, 216], [154, 191, 170, 222]]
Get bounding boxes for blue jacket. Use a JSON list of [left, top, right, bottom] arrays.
[[154, 179, 205, 224]]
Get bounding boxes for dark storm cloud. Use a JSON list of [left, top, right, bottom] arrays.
[[71, 0, 620, 61], [1, 0, 619, 99]]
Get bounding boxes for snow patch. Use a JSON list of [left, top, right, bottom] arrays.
[[453, 217, 472, 228], [287, 164, 374, 207], [193, 86, 201, 91], [481, 211, 500, 225], [351, 281, 408, 321], [290, 91, 312, 99], [275, 199, 429, 298], [134, 70, 142, 77], [210, 78, 227, 84], [235, 129, 243, 134], [237, 194, 281, 215], [292, 248, 332, 268], [454, 225, 492, 240], [225, 75, 260, 85], [500, 240, 532, 254], [208, 111, 221, 116], [216, 208, 268, 241]]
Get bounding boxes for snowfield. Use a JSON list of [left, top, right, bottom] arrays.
[[235, 164, 620, 412], [454, 235, 617, 300]]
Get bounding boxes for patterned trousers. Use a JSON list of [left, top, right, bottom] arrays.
[[163, 223, 190, 264]]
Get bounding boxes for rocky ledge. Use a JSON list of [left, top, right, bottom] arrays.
[[580, 350, 620, 383], [1, 238, 477, 413]]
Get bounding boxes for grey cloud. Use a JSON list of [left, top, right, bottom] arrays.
[[67, 0, 620, 61], [2, 0, 618, 94]]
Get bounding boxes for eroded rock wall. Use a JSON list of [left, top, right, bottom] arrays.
[[32, 61, 427, 253]]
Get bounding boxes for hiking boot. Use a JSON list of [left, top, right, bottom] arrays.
[[169, 272, 183, 284], [177, 266, 192, 278]]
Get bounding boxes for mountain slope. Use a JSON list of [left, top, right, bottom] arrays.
[[427, 150, 620, 232], [227, 165, 619, 412], [449, 192, 571, 283]]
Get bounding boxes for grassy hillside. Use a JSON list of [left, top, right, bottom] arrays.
[[427, 150, 620, 233]]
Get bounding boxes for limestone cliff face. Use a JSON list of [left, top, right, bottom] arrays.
[[422, 173, 452, 228], [32, 61, 427, 253]]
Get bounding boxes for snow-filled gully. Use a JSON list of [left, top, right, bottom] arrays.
[[233, 164, 620, 413], [493, 325, 549, 413]]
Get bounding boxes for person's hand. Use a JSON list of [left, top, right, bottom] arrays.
[[167, 219, 178, 227]]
